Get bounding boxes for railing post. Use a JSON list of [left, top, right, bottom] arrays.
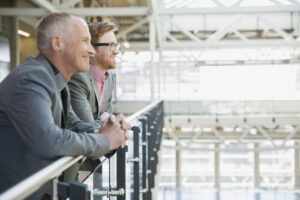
[[117, 147, 126, 200], [139, 117, 148, 200], [93, 166, 103, 200], [147, 113, 154, 200], [131, 126, 140, 200]]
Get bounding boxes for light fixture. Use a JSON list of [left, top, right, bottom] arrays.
[[18, 30, 30, 37]]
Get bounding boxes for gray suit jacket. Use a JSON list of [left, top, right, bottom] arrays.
[[0, 54, 110, 197], [67, 68, 115, 173], [68, 68, 115, 123]]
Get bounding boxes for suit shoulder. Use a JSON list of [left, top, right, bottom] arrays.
[[9, 57, 54, 85], [70, 72, 90, 85], [0, 57, 57, 101]]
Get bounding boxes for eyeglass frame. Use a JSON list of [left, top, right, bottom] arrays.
[[92, 42, 120, 52]]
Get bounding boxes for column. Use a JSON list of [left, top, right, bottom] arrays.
[[149, 15, 156, 100], [295, 142, 300, 189], [215, 143, 220, 189], [176, 142, 181, 200], [254, 143, 260, 189]]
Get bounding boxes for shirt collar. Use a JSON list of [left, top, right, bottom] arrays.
[[90, 62, 109, 81], [45, 57, 67, 91]]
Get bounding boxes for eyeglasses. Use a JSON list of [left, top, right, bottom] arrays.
[[93, 43, 120, 52]]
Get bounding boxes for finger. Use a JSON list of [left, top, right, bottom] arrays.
[[124, 132, 129, 140], [120, 120, 130, 130], [108, 114, 116, 124], [124, 122, 131, 130], [101, 117, 109, 127], [101, 112, 109, 119], [115, 114, 123, 123], [121, 140, 126, 148]]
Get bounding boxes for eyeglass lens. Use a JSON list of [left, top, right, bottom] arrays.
[[110, 43, 120, 52]]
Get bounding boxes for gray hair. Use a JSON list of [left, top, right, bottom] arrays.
[[36, 12, 73, 51]]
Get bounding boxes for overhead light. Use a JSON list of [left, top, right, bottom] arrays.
[[18, 30, 30, 37], [123, 40, 130, 48], [250, 128, 257, 135]]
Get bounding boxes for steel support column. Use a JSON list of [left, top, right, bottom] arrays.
[[295, 142, 300, 189], [176, 142, 181, 200], [214, 143, 220, 189], [254, 143, 260, 189]]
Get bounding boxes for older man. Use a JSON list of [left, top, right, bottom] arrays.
[[0, 13, 126, 199]]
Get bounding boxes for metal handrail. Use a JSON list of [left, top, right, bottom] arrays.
[[0, 99, 162, 200], [0, 156, 83, 200], [126, 99, 162, 122]]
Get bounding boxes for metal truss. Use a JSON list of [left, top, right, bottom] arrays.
[[163, 114, 300, 152], [2, 0, 300, 50]]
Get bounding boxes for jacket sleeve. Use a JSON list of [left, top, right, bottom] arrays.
[[4, 69, 110, 160], [104, 73, 115, 113]]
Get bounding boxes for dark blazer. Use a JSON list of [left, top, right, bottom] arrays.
[[0, 54, 110, 197], [68, 68, 115, 123], [66, 68, 115, 176]]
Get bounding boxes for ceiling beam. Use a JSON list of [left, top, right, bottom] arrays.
[[0, 7, 149, 16], [0, 8, 48, 16], [30, 0, 58, 13], [1, 5, 300, 17], [59, 0, 82, 9], [165, 114, 300, 127], [167, 18, 202, 42], [116, 16, 148, 39], [232, 30, 248, 41], [206, 15, 241, 43], [162, 143, 300, 152], [124, 39, 300, 50], [164, 130, 300, 141], [257, 14, 294, 41], [159, 5, 300, 15], [162, 40, 300, 49], [62, 7, 148, 16], [211, 0, 225, 7], [165, 32, 179, 43]]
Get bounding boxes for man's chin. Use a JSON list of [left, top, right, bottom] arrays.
[[82, 64, 90, 72], [110, 62, 117, 69]]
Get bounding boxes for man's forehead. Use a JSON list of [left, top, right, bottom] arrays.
[[70, 15, 85, 23], [99, 31, 116, 41]]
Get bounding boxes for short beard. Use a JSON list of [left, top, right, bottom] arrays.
[[101, 59, 116, 71]]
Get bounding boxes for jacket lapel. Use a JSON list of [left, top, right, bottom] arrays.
[[88, 68, 100, 116], [35, 54, 66, 127], [101, 74, 111, 112]]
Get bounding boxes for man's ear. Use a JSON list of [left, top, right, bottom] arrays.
[[50, 35, 65, 51]]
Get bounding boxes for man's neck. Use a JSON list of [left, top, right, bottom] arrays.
[[43, 52, 71, 81], [91, 62, 107, 74]]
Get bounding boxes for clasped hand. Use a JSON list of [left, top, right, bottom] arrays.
[[94, 112, 131, 150]]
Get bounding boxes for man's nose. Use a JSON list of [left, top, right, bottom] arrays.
[[88, 43, 95, 57]]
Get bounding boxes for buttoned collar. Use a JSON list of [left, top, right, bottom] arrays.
[[90, 62, 109, 81]]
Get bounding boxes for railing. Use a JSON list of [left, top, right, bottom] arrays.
[[0, 99, 164, 200]]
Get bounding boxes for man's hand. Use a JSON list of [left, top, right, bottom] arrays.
[[115, 114, 131, 148], [96, 114, 125, 150]]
